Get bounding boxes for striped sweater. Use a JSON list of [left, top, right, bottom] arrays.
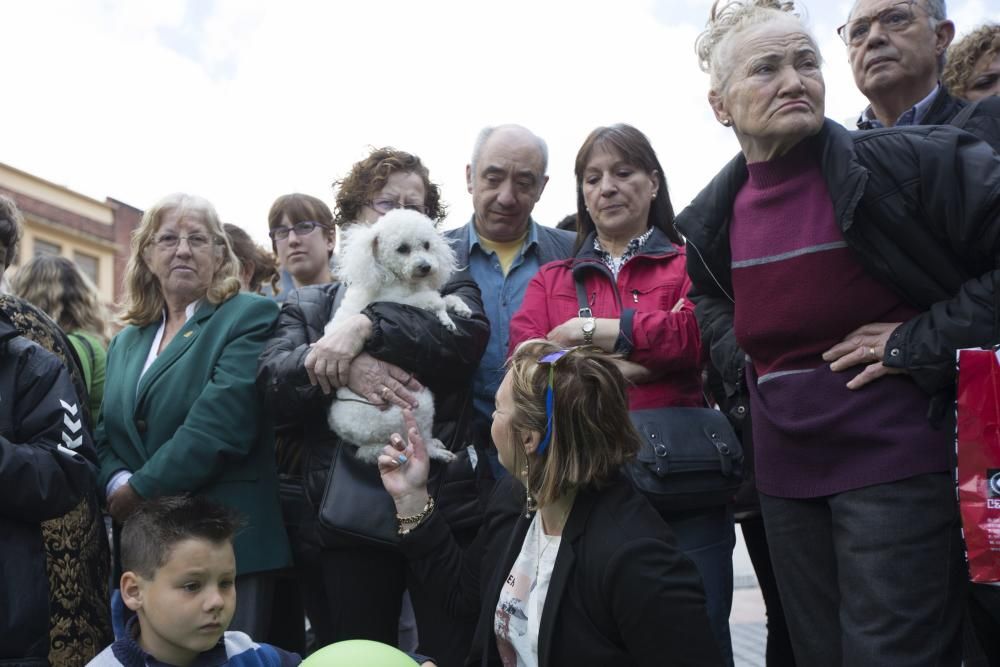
[[729, 142, 948, 498]]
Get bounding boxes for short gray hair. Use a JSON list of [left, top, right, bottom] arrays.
[[470, 124, 549, 178], [849, 0, 946, 21], [696, 0, 820, 92]]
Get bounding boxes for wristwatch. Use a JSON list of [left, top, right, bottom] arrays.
[[581, 317, 597, 345]]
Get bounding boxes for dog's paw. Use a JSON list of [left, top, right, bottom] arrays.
[[437, 310, 457, 331], [426, 439, 457, 463], [443, 294, 473, 318]]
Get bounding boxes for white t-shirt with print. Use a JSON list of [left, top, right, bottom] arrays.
[[494, 512, 561, 667]]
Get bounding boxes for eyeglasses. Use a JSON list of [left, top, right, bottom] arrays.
[[268, 220, 329, 241], [152, 232, 218, 250], [368, 198, 429, 216], [837, 1, 919, 46], [536, 348, 573, 456]]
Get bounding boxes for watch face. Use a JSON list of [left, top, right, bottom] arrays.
[[582, 319, 596, 333]]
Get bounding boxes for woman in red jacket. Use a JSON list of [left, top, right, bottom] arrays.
[[509, 123, 736, 666]]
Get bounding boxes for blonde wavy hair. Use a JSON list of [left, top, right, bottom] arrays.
[[504, 340, 640, 507], [943, 23, 1000, 99], [11, 255, 108, 343], [695, 0, 816, 92], [121, 193, 240, 326]]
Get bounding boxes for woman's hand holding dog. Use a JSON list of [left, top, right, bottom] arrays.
[[305, 314, 372, 393], [379, 409, 431, 517], [349, 353, 422, 410]]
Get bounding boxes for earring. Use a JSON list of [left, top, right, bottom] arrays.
[[524, 460, 537, 517], [651, 193, 657, 200], [721, 119, 732, 127]]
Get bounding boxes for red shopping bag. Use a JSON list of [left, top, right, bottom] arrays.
[[957, 348, 1000, 583]]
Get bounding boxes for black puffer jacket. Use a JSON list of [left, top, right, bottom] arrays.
[[0, 313, 97, 665], [257, 269, 490, 534], [858, 86, 1000, 152], [676, 119, 1000, 423]]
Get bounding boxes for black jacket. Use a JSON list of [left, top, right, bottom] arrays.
[[858, 86, 1000, 152], [0, 313, 97, 665], [676, 119, 1000, 422], [400, 474, 723, 666], [256, 270, 490, 533]]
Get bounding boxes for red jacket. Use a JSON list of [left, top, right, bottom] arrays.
[[510, 229, 703, 411]]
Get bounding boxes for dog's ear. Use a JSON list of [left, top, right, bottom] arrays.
[[335, 222, 384, 286], [428, 231, 458, 291]]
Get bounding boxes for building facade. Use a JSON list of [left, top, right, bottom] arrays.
[[0, 161, 141, 305]]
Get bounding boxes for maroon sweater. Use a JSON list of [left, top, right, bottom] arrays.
[[730, 144, 949, 498]]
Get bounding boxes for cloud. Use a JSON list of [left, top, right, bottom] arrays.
[[1, 0, 994, 249]]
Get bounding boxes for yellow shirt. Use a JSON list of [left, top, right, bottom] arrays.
[[478, 232, 528, 276]]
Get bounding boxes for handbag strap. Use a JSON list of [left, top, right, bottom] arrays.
[[573, 274, 592, 318]]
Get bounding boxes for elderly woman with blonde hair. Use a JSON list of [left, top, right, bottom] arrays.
[[676, 1, 1000, 664], [12, 255, 108, 421], [95, 193, 290, 637]]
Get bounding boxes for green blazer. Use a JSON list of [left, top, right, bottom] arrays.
[[96, 293, 290, 575]]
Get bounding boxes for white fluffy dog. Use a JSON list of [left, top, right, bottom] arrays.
[[326, 208, 471, 463]]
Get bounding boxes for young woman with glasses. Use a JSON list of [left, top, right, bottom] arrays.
[[378, 341, 723, 667], [267, 193, 336, 291]]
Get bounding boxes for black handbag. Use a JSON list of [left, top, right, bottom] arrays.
[[317, 441, 401, 548], [573, 274, 743, 513], [314, 283, 401, 548], [628, 407, 743, 513]]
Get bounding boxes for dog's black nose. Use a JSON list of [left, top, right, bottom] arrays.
[[416, 262, 431, 275]]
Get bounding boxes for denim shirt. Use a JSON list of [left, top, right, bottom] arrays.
[[465, 222, 542, 422]]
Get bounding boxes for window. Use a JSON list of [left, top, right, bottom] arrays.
[[74, 251, 99, 287], [33, 238, 61, 257]]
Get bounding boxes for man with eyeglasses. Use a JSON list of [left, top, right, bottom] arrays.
[[842, 2, 1000, 661], [841, 0, 1000, 149], [444, 125, 574, 477]]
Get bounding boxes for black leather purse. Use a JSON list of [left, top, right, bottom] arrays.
[[628, 406, 743, 513], [317, 441, 401, 548], [573, 274, 743, 513]]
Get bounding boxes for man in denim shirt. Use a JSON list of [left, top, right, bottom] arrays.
[[445, 125, 574, 475], [842, 0, 960, 129]]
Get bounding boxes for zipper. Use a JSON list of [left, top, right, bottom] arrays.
[[684, 237, 735, 305]]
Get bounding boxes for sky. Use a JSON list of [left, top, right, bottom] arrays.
[[3, 0, 996, 246]]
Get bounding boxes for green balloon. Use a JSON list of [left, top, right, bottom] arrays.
[[302, 640, 416, 667]]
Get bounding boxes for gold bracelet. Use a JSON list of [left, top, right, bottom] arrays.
[[397, 496, 435, 535]]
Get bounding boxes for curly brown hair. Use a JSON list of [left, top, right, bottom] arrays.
[[333, 147, 445, 227], [943, 23, 1000, 100]]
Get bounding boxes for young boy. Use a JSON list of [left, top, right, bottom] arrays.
[[88, 495, 301, 666]]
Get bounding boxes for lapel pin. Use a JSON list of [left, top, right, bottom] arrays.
[[183, 330, 194, 338]]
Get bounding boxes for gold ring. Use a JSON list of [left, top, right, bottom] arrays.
[[869, 347, 877, 359]]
